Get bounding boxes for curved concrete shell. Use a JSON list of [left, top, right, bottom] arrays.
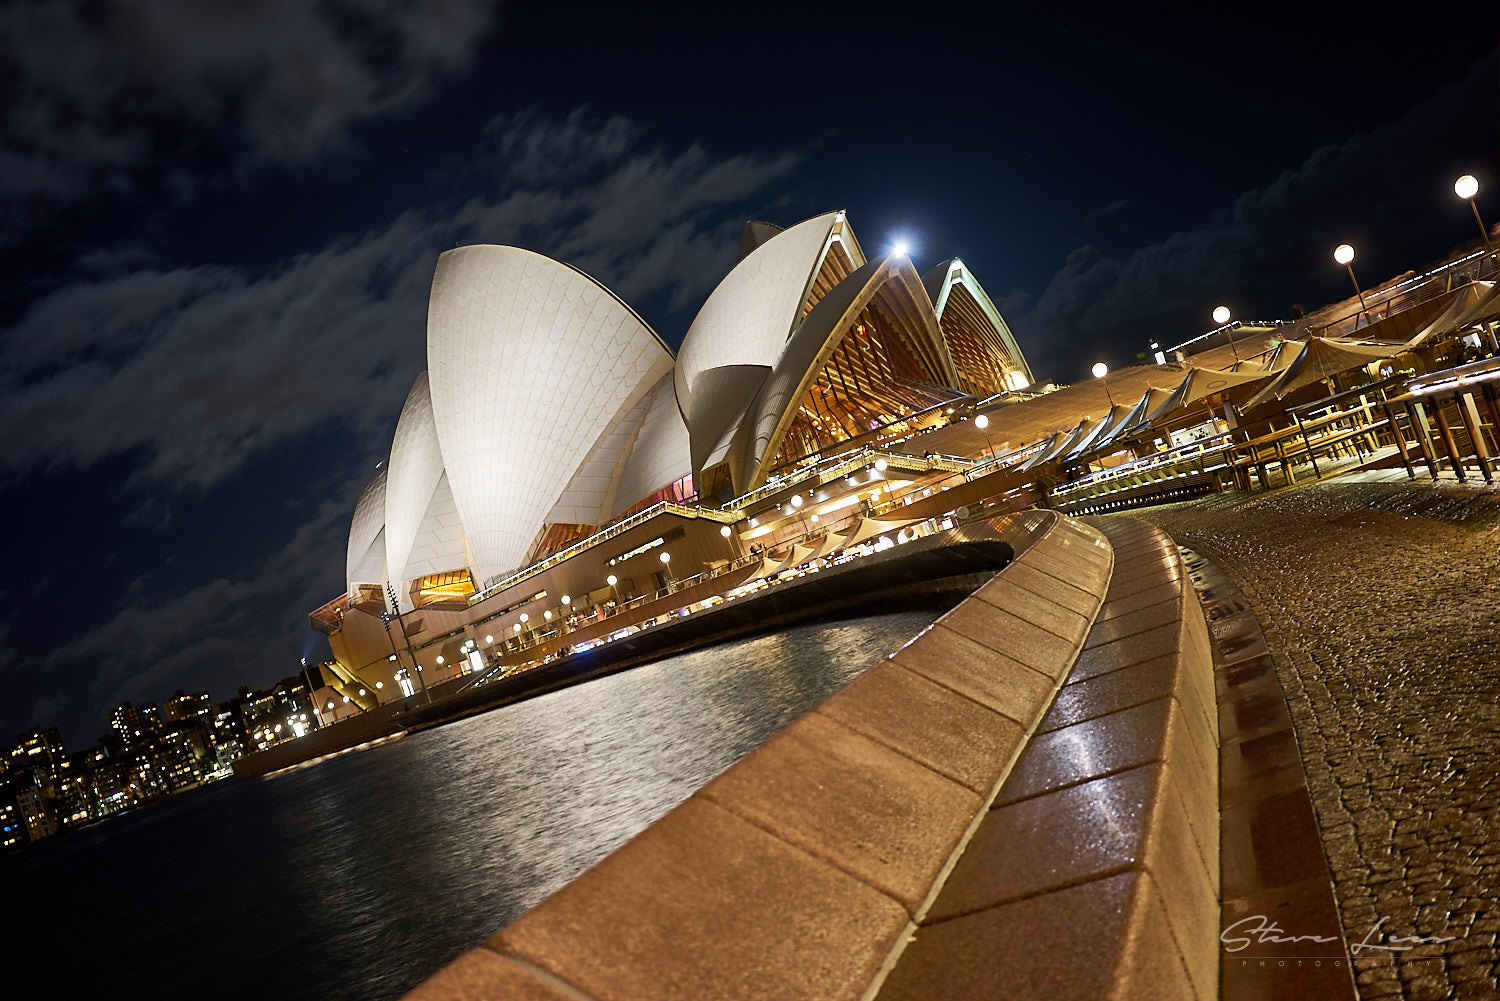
[[611, 372, 692, 517], [383, 372, 455, 602], [923, 259, 1033, 393], [426, 245, 675, 587], [346, 464, 388, 598], [738, 254, 958, 488], [674, 212, 865, 482]]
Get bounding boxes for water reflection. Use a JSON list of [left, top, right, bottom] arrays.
[[7, 607, 943, 1001]]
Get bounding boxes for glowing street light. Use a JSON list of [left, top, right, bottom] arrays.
[[1333, 244, 1368, 319], [1455, 175, 1493, 251], [659, 550, 674, 586], [1212, 305, 1239, 361], [892, 239, 910, 257], [973, 413, 998, 461], [561, 594, 571, 606], [720, 525, 732, 537], [1092, 362, 1116, 407]]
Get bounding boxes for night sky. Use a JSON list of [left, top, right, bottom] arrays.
[[2, 1, 1495, 745]]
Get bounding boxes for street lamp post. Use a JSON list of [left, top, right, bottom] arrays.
[[1092, 362, 1116, 407], [973, 414, 998, 462], [1213, 305, 1239, 362], [1455, 175, 1493, 251], [382, 582, 429, 704], [659, 551, 673, 589], [1333, 244, 1369, 323]]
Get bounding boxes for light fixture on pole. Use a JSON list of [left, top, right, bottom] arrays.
[[606, 573, 618, 606], [1455, 175, 1493, 251], [1332, 244, 1368, 322], [973, 413, 998, 461], [659, 551, 673, 587], [1092, 362, 1116, 407], [1212, 305, 1239, 362]]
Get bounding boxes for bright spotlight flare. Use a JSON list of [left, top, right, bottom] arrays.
[[1333, 243, 1368, 315], [1455, 174, 1493, 250], [1092, 362, 1116, 407], [972, 413, 997, 461], [1212, 305, 1239, 361], [891, 239, 910, 257]]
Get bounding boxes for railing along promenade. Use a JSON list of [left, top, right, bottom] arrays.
[[1054, 355, 1500, 513]]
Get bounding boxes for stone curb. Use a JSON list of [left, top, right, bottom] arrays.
[[401, 509, 1113, 1001], [874, 515, 1221, 1001]]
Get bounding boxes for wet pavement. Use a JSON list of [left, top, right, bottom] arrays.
[[1135, 481, 1500, 999]]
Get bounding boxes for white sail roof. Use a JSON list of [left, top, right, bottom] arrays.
[[426, 245, 674, 586], [346, 464, 388, 597], [674, 211, 842, 416], [383, 372, 453, 594]]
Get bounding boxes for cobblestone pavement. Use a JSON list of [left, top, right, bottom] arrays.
[[1136, 480, 1500, 1000]]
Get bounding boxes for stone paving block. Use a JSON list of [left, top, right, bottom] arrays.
[[1109, 549, 1185, 584], [924, 765, 1156, 923], [881, 872, 1199, 1001], [1220, 686, 1295, 745], [1220, 875, 1353, 1001], [1110, 536, 1179, 562], [999, 698, 1176, 804], [972, 576, 1090, 644], [1213, 627, 1270, 667], [699, 710, 980, 913], [1221, 787, 1329, 901], [1096, 579, 1182, 622], [1041, 656, 1185, 734], [1069, 624, 1187, 684], [889, 623, 1056, 726], [492, 797, 909, 1001], [1084, 596, 1188, 650], [1032, 538, 1114, 578], [1151, 781, 1221, 1001], [940, 598, 1079, 680], [1021, 543, 1112, 595], [995, 560, 1101, 617], [1220, 728, 1306, 809], [1104, 564, 1182, 603], [407, 950, 579, 1001], [818, 661, 1026, 795], [1215, 652, 1278, 703]]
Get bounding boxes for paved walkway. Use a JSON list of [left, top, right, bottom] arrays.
[[1136, 480, 1500, 1000]]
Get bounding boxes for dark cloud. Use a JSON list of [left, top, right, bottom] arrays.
[[0, 0, 496, 221], [1009, 51, 1498, 378], [0, 111, 800, 494], [39, 487, 357, 727]]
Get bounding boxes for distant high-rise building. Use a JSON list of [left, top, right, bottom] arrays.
[[163, 690, 212, 723], [110, 702, 161, 747]]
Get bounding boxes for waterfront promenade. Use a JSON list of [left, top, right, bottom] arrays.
[[1140, 478, 1500, 1000]]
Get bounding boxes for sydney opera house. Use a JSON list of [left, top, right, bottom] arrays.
[[309, 211, 1033, 699]]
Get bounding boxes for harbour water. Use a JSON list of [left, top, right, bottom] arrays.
[[6, 606, 947, 1000]]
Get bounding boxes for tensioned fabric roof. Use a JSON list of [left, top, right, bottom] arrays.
[[1144, 366, 1270, 428], [1240, 337, 1399, 412], [1096, 387, 1174, 450], [1065, 404, 1130, 461], [1402, 281, 1494, 347]]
